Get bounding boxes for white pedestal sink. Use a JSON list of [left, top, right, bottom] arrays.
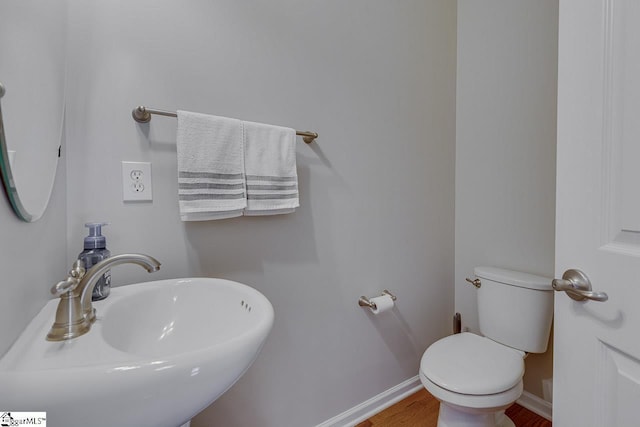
[[0, 278, 274, 427]]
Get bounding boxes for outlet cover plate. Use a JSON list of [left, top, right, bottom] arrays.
[[122, 161, 152, 202]]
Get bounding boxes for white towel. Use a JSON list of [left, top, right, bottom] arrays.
[[176, 110, 246, 221], [242, 120, 299, 215]]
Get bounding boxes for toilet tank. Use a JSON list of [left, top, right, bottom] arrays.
[[475, 267, 554, 353]]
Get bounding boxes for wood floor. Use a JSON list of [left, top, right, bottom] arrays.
[[356, 389, 551, 427]]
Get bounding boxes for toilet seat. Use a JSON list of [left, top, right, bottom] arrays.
[[420, 371, 523, 411], [420, 333, 524, 396]]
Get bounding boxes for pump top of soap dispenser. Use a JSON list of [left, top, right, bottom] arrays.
[[84, 222, 109, 249]]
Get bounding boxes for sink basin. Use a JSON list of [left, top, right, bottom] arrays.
[[0, 278, 274, 427]]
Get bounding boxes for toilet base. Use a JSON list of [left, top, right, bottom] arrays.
[[437, 403, 515, 427]]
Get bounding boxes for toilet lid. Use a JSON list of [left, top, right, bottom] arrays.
[[420, 332, 524, 395]]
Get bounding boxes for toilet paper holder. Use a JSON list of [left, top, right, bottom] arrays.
[[358, 290, 397, 309]]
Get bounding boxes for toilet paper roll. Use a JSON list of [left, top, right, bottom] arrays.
[[369, 294, 394, 314]]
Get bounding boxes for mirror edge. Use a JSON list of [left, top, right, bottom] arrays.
[[0, 82, 54, 222]]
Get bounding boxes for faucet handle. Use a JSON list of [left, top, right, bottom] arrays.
[[69, 260, 86, 279], [50, 261, 86, 297], [51, 278, 79, 297]]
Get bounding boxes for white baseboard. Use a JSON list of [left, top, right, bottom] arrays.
[[315, 376, 423, 427], [315, 377, 552, 427], [516, 390, 552, 421]]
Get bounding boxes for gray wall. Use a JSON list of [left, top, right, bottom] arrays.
[[64, 1, 456, 426], [0, 150, 67, 357], [0, 1, 68, 358], [455, 0, 558, 400]]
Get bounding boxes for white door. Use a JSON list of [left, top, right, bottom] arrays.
[[555, 0, 640, 426]]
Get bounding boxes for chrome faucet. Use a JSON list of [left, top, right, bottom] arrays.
[[47, 253, 161, 341]]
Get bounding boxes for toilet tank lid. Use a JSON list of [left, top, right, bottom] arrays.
[[474, 267, 553, 291]]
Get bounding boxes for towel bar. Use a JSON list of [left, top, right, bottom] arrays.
[[132, 106, 318, 144]]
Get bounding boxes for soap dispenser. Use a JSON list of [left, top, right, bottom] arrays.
[[78, 222, 111, 301]]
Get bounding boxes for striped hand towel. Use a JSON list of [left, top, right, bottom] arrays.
[[242, 120, 299, 215], [176, 110, 246, 221]]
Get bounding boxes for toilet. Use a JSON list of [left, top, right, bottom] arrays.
[[419, 267, 553, 427]]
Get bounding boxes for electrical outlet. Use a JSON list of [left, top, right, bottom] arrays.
[[122, 161, 152, 202], [130, 169, 144, 181]]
